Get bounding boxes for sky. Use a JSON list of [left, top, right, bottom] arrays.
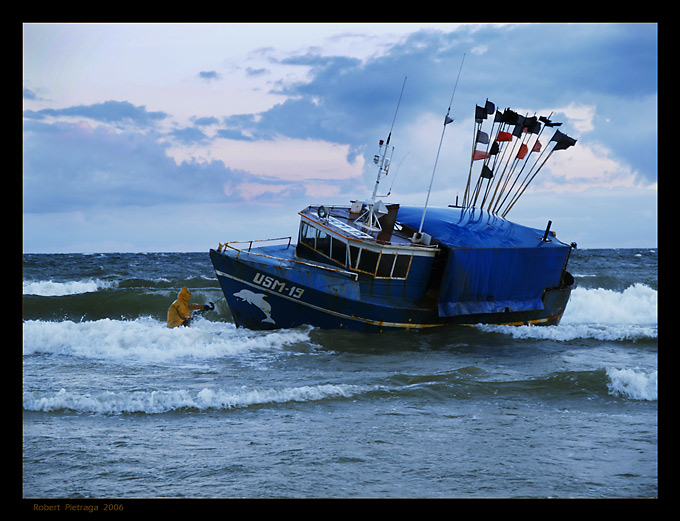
[[22, 22, 658, 252]]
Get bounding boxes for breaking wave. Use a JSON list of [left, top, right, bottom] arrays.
[[23, 278, 117, 296], [23, 365, 656, 416], [606, 367, 657, 401], [23, 383, 364, 415], [478, 284, 657, 342], [22, 318, 315, 362]]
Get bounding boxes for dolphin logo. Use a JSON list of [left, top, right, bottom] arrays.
[[233, 289, 276, 324]]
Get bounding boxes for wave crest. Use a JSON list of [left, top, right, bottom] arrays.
[[23, 278, 117, 296], [23, 383, 363, 415], [477, 284, 657, 342]]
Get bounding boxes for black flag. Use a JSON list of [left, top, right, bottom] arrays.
[[481, 165, 493, 179], [525, 116, 541, 134], [551, 129, 577, 151], [475, 105, 488, 123], [485, 99, 495, 115], [502, 109, 519, 125], [512, 123, 524, 138], [540, 116, 562, 127]]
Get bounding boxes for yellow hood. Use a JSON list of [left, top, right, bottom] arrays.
[[178, 286, 191, 302]]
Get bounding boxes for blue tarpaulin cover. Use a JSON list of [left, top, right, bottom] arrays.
[[396, 206, 571, 317]]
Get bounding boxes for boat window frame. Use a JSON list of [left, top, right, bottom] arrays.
[[298, 221, 348, 269], [299, 219, 413, 280], [299, 220, 317, 249], [375, 250, 413, 280]]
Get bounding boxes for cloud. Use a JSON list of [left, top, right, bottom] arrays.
[[192, 116, 220, 127], [23, 100, 169, 127], [215, 128, 254, 141], [550, 103, 596, 133], [168, 126, 209, 145], [22, 116, 353, 217], [245, 67, 268, 77], [537, 141, 651, 193], [198, 70, 220, 82], [22, 23, 657, 251], [23, 118, 274, 212], [24, 24, 657, 208], [203, 23, 657, 190]]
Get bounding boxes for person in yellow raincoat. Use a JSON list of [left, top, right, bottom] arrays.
[[167, 286, 214, 328]]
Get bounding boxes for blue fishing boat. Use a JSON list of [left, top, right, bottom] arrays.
[[210, 76, 578, 332]]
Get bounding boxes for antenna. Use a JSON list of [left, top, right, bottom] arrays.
[[358, 76, 407, 231], [415, 53, 466, 238]]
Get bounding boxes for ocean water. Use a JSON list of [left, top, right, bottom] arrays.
[[22, 248, 658, 499]]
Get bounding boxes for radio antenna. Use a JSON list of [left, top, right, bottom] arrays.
[[360, 76, 407, 231]]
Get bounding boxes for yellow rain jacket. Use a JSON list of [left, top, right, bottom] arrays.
[[167, 287, 204, 328]]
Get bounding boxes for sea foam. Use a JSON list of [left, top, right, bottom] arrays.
[[606, 367, 657, 401], [23, 383, 363, 414], [477, 284, 657, 342], [562, 284, 657, 326], [23, 278, 116, 296], [22, 318, 314, 362]]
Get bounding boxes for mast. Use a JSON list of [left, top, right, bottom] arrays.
[[357, 76, 407, 231]]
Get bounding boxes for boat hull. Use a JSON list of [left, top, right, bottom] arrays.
[[210, 247, 573, 333]]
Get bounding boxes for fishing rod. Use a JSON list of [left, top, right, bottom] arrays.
[[416, 53, 466, 237]]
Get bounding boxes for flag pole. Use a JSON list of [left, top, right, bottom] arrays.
[[497, 113, 551, 216], [462, 117, 479, 208], [502, 147, 555, 217], [485, 110, 520, 212], [487, 123, 521, 213], [480, 115, 508, 208], [495, 123, 540, 214], [500, 117, 561, 216], [502, 128, 576, 217], [491, 115, 531, 214], [471, 105, 497, 208], [417, 53, 465, 235]]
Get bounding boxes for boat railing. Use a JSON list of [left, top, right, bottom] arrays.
[[218, 236, 293, 253], [217, 237, 359, 281]]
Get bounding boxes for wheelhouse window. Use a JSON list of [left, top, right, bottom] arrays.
[[316, 229, 331, 257], [358, 249, 379, 274], [350, 247, 411, 279], [299, 220, 412, 279], [299, 221, 347, 268], [349, 245, 360, 269], [377, 253, 396, 277], [331, 237, 347, 265], [392, 254, 412, 279], [300, 221, 316, 249]]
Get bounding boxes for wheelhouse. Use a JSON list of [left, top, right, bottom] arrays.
[[296, 205, 438, 281]]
